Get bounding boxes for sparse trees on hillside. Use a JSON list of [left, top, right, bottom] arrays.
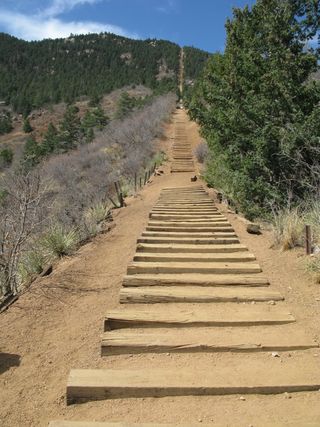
[[0, 93, 176, 297]]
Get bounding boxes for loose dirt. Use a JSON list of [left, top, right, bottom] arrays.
[[1, 111, 320, 427]]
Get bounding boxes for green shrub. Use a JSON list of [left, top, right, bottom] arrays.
[[19, 249, 48, 283], [41, 225, 78, 258], [84, 203, 112, 237]]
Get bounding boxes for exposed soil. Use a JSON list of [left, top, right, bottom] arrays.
[[1, 111, 320, 427]]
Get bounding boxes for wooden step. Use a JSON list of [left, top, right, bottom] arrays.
[[66, 359, 320, 403], [137, 237, 240, 244], [49, 422, 320, 427], [104, 306, 295, 330], [119, 286, 283, 304], [151, 208, 218, 212], [136, 243, 247, 253], [150, 214, 224, 220], [49, 422, 215, 427], [127, 261, 261, 275], [141, 232, 237, 238], [122, 273, 269, 287], [149, 216, 227, 222], [148, 221, 230, 226], [146, 227, 234, 233], [101, 327, 318, 355], [133, 252, 255, 263]]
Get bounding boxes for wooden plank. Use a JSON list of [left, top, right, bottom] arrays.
[[122, 273, 269, 287], [66, 360, 320, 403], [141, 232, 237, 238], [149, 216, 228, 222], [136, 243, 248, 253], [150, 214, 224, 220], [49, 422, 215, 427], [119, 286, 283, 304], [48, 422, 320, 427], [147, 223, 232, 229], [127, 261, 261, 275], [101, 327, 318, 355], [133, 252, 256, 263], [146, 227, 234, 233], [104, 306, 295, 330], [137, 237, 240, 244]]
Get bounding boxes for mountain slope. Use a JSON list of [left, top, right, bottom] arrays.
[[0, 32, 209, 114]]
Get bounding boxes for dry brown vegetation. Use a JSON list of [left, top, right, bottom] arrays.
[[0, 93, 176, 298]]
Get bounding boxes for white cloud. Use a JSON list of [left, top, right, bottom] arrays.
[[42, 0, 102, 18], [0, 3, 138, 41], [156, 0, 178, 14]]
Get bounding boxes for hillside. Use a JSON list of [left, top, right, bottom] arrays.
[[0, 32, 209, 115]]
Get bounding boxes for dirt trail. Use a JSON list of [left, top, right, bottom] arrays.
[[1, 111, 320, 427]]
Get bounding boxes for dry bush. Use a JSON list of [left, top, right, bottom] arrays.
[[194, 141, 209, 163], [0, 93, 176, 296], [0, 170, 52, 295]]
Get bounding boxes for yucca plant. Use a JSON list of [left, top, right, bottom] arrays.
[[41, 225, 78, 258]]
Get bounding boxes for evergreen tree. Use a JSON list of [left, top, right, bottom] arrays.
[[42, 122, 60, 154], [23, 136, 42, 168], [59, 105, 82, 150], [23, 117, 33, 133], [0, 112, 13, 135], [0, 147, 13, 167], [189, 0, 320, 219]]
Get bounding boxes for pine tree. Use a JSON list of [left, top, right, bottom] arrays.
[[23, 117, 33, 133], [189, 0, 320, 218]]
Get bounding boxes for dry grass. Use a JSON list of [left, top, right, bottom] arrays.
[[272, 207, 304, 250]]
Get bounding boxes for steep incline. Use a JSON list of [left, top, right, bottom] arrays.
[[50, 110, 320, 427]]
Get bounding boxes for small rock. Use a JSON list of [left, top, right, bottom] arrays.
[[198, 419, 202, 423], [251, 301, 256, 305], [191, 175, 198, 182], [166, 353, 170, 356], [315, 298, 320, 302], [284, 392, 292, 399], [313, 245, 320, 255], [268, 300, 276, 305], [246, 223, 261, 235], [239, 396, 246, 401], [271, 352, 280, 358]]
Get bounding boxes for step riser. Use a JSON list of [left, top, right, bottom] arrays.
[[120, 295, 281, 304], [141, 233, 237, 238], [122, 276, 269, 287], [136, 244, 248, 253], [137, 238, 240, 244], [127, 265, 262, 275], [146, 228, 234, 232], [104, 318, 294, 331], [101, 341, 317, 356], [133, 255, 255, 263]]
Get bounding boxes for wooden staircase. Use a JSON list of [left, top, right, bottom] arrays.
[[170, 122, 195, 173], [50, 120, 320, 427]]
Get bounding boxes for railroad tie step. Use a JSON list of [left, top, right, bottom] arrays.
[[104, 305, 295, 330], [66, 360, 320, 403], [122, 273, 270, 287], [119, 286, 283, 304], [101, 326, 318, 356], [126, 261, 262, 275]]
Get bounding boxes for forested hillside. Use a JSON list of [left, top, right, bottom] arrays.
[[0, 32, 209, 115], [188, 0, 320, 219]]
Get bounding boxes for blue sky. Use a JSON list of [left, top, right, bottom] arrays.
[[0, 0, 256, 52]]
